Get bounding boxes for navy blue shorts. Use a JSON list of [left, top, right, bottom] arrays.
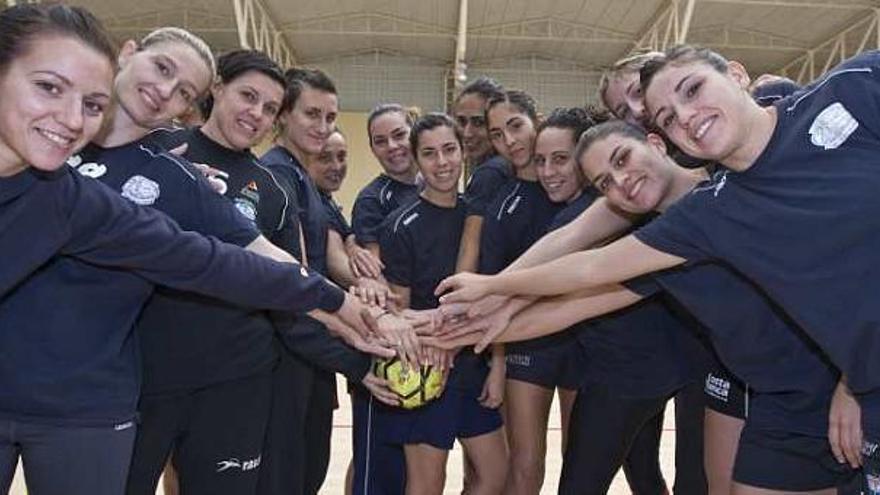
[[381, 386, 502, 450], [505, 334, 584, 390], [704, 368, 748, 420], [733, 425, 857, 491]]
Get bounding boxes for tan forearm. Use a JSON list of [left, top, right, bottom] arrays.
[[498, 285, 642, 343], [455, 216, 484, 273], [506, 198, 636, 272]]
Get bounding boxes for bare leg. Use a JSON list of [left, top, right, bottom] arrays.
[[731, 483, 835, 495], [404, 443, 449, 495], [503, 379, 554, 495], [705, 409, 745, 495], [460, 428, 508, 495]]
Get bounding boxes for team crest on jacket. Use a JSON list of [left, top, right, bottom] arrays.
[[121, 175, 160, 205], [234, 198, 258, 223], [809, 102, 858, 150]]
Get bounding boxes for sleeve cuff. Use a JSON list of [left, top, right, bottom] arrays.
[[317, 282, 346, 312]]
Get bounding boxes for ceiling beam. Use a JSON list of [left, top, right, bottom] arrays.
[[469, 54, 598, 72], [298, 48, 449, 67], [631, 0, 697, 53], [286, 14, 632, 45], [701, 0, 875, 10], [102, 8, 236, 33], [775, 9, 880, 82], [282, 12, 452, 36], [232, 0, 296, 69], [470, 18, 632, 44], [688, 24, 806, 52]]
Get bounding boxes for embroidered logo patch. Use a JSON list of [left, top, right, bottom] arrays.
[[121, 175, 160, 205], [809, 102, 858, 150], [67, 154, 107, 179], [240, 181, 260, 202], [234, 198, 257, 222]]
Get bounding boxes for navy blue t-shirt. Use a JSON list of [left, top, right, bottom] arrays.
[[149, 128, 300, 256], [380, 197, 486, 393], [134, 129, 296, 392], [510, 191, 598, 353], [634, 50, 880, 434], [478, 179, 563, 275], [0, 164, 344, 426], [464, 155, 512, 217], [147, 129, 370, 388], [752, 79, 802, 107], [352, 174, 419, 245], [320, 191, 353, 239], [544, 192, 694, 398], [261, 145, 330, 274], [626, 262, 839, 435]]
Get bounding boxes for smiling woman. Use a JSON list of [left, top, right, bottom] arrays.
[[0, 6, 115, 177], [99, 27, 215, 147]]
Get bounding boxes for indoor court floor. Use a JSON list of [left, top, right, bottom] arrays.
[[7, 380, 679, 494]]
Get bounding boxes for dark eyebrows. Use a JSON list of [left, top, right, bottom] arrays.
[[157, 54, 178, 72], [608, 144, 622, 166], [649, 73, 691, 125], [505, 115, 522, 127], [33, 70, 71, 87], [34, 70, 111, 100], [674, 74, 691, 94]]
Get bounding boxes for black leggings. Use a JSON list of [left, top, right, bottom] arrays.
[[559, 383, 670, 495], [0, 419, 136, 495], [672, 381, 708, 494], [257, 352, 335, 495]]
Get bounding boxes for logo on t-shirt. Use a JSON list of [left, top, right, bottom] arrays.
[[693, 170, 728, 198], [67, 154, 107, 179], [809, 102, 858, 150], [121, 175, 160, 206], [240, 181, 260, 203]]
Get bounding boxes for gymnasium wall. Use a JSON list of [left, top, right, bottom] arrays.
[[334, 112, 384, 218]]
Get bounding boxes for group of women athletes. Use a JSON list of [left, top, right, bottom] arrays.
[[0, 3, 877, 495]]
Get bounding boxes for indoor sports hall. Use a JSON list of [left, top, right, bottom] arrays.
[[2, 0, 878, 493]]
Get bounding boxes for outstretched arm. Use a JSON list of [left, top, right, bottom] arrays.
[[430, 285, 643, 351], [438, 235, 684, 302], [506, 197, 636, 271]]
